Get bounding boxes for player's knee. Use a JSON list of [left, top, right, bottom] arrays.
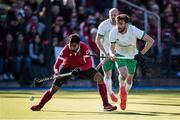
[[104, 75, 111, 80], [50, 85, 59, 95], [104, 71, 112, 79], [93, 72, 104, 84], [126, 76, 133, 84], [121, 74, 127, 80]]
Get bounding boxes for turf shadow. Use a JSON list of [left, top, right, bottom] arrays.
[[132, 110, 180, 116], [42, 110, 157, 116], [129, 102, 180, 106]]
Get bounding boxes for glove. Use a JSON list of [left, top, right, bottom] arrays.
[[134, 52, 144, 64], [71, 67, 81, 76], [53, 73, 62, 80]]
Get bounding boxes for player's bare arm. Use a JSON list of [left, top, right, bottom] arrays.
[[95, 35, 108, 56], [140, 34, 154, 55], [109, 42, 116, 61]]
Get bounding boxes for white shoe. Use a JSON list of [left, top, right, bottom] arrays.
[[9, 74, 15, 80], [3, 74, 9, 80]]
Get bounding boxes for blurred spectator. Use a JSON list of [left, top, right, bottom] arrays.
[[70, 14, 78, 29], [0, 33, 16, 80], [6, 4, 19, 37], [161, 31, 173, 77], [63, 0, 76, 23], [80, 15, 94, 44], [52, 25, 63, 40], [94, 12, 104, 27], [26, 15, 45, 36], [52, 36, 63, 61], [56, 0, 66, 16], [25, 0, 40, 15], [24, 5, 33, 21], [25, 22, 38, 43], [29, 34, 44, 66], [51, 4, 60, 23], [15, 32, 32, 86], [77, 6, 86, 24], [17, 0, 25, 9], [151, 4, 160, 14], [16, 10, 27, 34], [29, 34, 46, 78], [54, 16, 64, 27]]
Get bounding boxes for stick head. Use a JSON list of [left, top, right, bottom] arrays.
[[32, 77, 43, 87]]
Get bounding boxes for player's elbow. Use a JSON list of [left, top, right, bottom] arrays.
[[53, 64, 58, 73], [144, 34, 154, 45], [95, 38, 99, 44], [148, 38, 154, 46], [95, 35, 101, 44]]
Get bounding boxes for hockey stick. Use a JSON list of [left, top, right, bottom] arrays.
[[34, 72, 72, 83], [116, 56, 134, 59], [90, 55, 134, 71], [95, 58, 107, 70], [90, 54, 134, 59], [32, 72, 72, 87]]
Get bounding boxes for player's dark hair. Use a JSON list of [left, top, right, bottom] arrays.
[[69, 33, 80, 44], [116, 14, 130, 23]]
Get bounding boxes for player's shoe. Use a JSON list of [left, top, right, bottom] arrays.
[[30, 105, 42, 111], [110, 93, 118, 102], [119, 85, 127, 110], [104, 104, 117, 111]]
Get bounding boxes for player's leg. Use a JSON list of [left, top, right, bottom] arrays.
[[126, 75, 133, 93], [30, 85, 59, 111], [94, 72, 117, 111], [30, 68, 71, 111], [80, 68, 117, 111], [117, 66, 128, 110], [118, 67, 127, 89], [116, 59, 137, 110], [125, 59, 137, 93], [115, 58, 128, 110], [102, 59, 118, 102]]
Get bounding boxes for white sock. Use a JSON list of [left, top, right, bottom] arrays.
[[104, 77, 113, 95], [126, 81, 133, 93]]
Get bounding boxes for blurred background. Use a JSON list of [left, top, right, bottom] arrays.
[[0, 0, 179, 88]]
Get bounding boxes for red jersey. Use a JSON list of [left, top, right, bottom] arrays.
[[54, 42, 92, 73]]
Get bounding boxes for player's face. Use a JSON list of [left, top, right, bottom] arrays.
[[69, 43, 79, 52], [117, 20, 127, 33], [109, 11, 119, 25]]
